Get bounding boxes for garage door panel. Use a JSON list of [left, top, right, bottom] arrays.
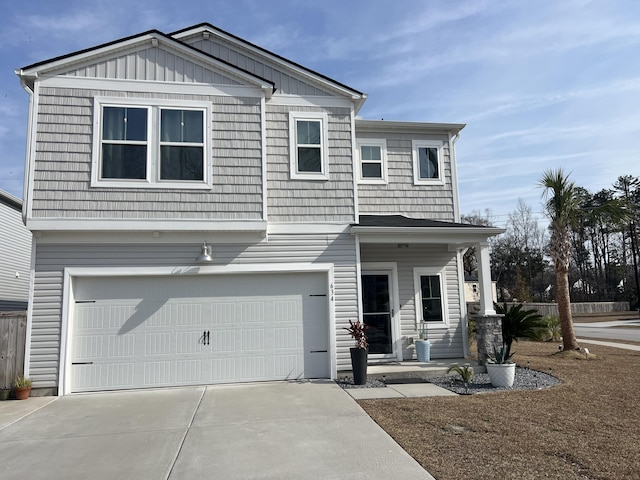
[[70, 273, 329, 392]]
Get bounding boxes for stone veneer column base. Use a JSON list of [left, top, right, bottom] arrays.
[[474, 314, 504, 366]]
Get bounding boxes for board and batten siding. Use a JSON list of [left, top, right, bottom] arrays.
[[266, 105, 355, 222], [184, 36, 332, 97], [29, 233, 358, 390], [357, 132, 455, 221], [0, 201, 32, 310], [32, 87, 263, 220], [63, 45, 242, 85], [360, 243, 464, 359]]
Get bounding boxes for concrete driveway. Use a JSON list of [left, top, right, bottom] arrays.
[[0, 380, 434, 480]]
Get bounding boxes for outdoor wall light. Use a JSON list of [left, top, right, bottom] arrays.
[[196, 241, 213, 263]]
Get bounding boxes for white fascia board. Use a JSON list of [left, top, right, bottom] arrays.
[[27, 218, 267, 233], [267, 94, 354, 110], [356, 119, 465, 135], [18, 33, 161, 76], [172, 26, 365, 102], [32, 230, 267, 245], [38, 76, 265, 98], [24, 79, 38, 225], [18, 33, 273, 94], [65, 262, 333, 278], [268, 223, 351, 235], [352, 226, 506, 245]]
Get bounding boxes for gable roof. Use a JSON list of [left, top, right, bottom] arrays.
[[170, 23, 365, 106], [16, 23, 368, 110], [16, 29, 276, 95]]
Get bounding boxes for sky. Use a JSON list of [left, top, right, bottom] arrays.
[[1, 0, 639, 228]]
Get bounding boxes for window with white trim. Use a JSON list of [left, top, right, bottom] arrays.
[[92, 98, 211, 189], [413, 267, 449, 328], [357, 139, 387, 184], [289, 112, 328, 180], [412, 140, 444, 185]]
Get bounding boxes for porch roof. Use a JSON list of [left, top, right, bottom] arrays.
[[351, 215, 505, 246]]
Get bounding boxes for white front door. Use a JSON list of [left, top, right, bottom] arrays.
[[69, 272, 329, 392]]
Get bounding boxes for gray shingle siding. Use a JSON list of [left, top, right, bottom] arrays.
[[357, 132, 455, 220], [32, 87, 263, 220], [266, 105, 355, 222]]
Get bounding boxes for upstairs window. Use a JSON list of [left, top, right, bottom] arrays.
[[160, 109, 204, 181], [412, 140, 444, 185], [357, 139, 387, 184], [289, 112, 328, 180], [92, 98, 211, 189], [101, 107, 148, 180]]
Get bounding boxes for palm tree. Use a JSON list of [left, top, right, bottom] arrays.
[[539, 169, 629, 351], [539, 169, 581, 351]]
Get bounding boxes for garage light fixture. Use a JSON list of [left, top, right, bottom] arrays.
[[196, 241, 213, 263]]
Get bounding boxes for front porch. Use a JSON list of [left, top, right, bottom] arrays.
[[342, 358, 486, 382], [352, 215, 505, 362]]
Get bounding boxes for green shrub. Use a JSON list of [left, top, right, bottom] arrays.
[[494, 302, 545, 356]]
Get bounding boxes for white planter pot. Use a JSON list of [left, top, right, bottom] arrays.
[[486, 362, 516, 387]]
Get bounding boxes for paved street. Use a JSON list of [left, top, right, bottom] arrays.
[[574, 319, 640, 343]]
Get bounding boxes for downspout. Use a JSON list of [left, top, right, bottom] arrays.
[[449, 131, 462, 223], [457, 247, 471, 359], [450, 130, 469, 357], [16, 71, 36, 226]]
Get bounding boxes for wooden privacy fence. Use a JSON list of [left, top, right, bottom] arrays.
[[0, 312, 27, 389], [469, 301, 630, 317]]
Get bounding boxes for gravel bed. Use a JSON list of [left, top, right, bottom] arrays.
[[338, 367, 560, 394]]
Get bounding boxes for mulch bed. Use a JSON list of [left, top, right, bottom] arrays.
[[358, 340, 640, 480]]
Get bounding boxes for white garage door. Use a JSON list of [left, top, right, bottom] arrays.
[[69, 273, 329, 393]]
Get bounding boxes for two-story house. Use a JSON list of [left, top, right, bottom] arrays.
[[16, 23, 503, 396]]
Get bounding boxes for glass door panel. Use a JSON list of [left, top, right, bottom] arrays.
[[362, 274, 393, 355]]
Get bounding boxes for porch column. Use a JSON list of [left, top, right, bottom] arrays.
[[476, 241, 495, 315]]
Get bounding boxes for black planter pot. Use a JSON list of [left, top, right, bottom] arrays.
[[350, 347, 368, 385]]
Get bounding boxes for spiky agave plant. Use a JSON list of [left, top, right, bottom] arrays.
[[447, 363, 474, 394]]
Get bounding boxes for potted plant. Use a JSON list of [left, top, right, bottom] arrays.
[[415, 323, 431, 362], [0, 384, 9, 401], [485, 342, 516, 387], [13, 376, 32, 400], [344, 319, 368, 385]]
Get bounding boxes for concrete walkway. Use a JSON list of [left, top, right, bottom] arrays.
[[578, 338, 640, 352], [0, 381, 435, 480]]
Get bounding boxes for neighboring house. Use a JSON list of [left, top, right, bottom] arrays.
[[0, 190, 31, 311], [464, 279, 498, 304], [16, 23, 503, 396]]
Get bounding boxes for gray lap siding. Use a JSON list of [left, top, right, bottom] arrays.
[[359, 243, 464, 359], [28, 233, 358, 390], [32, 87, 263, 220]]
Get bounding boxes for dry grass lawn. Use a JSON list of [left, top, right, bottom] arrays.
[[359, 340, 640, 480]]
